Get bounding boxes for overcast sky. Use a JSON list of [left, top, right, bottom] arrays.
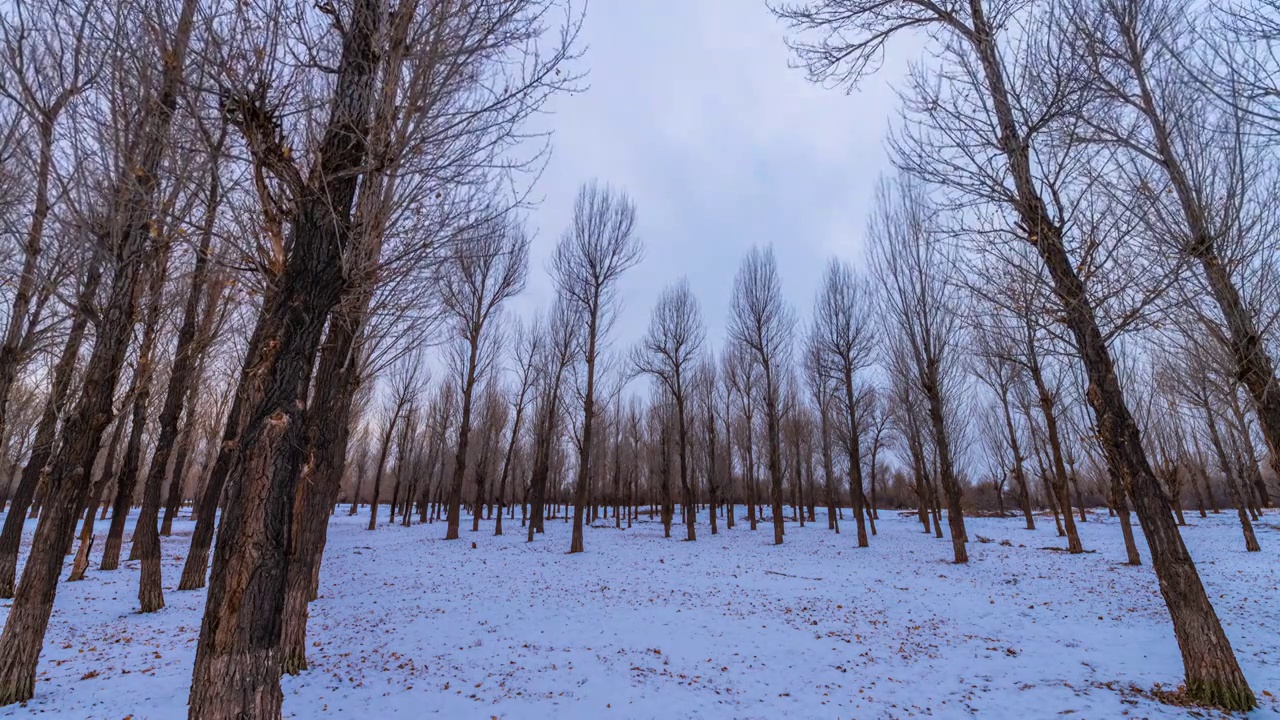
[[517, 2, 923, 354]]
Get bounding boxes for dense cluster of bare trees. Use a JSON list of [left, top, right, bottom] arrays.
[[0, 0, 1276, 715], [770, 0, 1280, 709]]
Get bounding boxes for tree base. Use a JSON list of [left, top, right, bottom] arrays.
[[1186, 680, 1256, 711], [280, 650, 308, 676], [188, 647, 284, 720], [0, 677, 34, 706]]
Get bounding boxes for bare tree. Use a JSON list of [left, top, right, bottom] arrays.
[[369, 360, 421, 530], [869, 176, 968, 563], [774, 0, 1256, 706], [727, 245, 794, 545], [971, 321, 1036, 530], [527, 301, 576, 541], [495, 318, 540, 536], [441, 217, 530, 539], [0, 0, 197, 704], [633, 279, 705, 541], [1064, 0, 1280, 499], [551, 180, 642, 554], [0, 0, 94, 452], [811, 257, 875, 546]]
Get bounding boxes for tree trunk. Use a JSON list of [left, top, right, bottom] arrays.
[[1204, 408, 1261, 553], [280, 300, 365, 675], [676, 395, 695, 542], [186, 1, 379, 714], [923, 376, 966, 563], [126, 242, 176, 613], [965, 0, 1254, 701], [1027, 355, 1082, 553], [68, 414, 128, 582], [446, 345, 480, 540], [0, 261, 100, 598], [0, 0, 199, 697], [570, 316, 601, 554]]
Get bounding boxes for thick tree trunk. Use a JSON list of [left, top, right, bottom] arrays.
[[125, 243, 176, 614], [187, 1, 379, 714], [0, 0, 197, 699], [280, 302, 364, 675], [68, 413, 127, 582], [0, 261, 99, 598], [964, 0, 1255, 700]]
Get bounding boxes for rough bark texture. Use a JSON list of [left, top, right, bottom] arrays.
[[0, 261, 100, 598], [279, 295, 367, 675], [0, 0, 197, 702], [185, 1, 380, 714]]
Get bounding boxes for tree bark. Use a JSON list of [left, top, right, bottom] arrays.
[[126, 242, 176, 615], [186, 0, 380, 714], [0, 0, 197, 700], [0, 260, 100, 598], [570, 315, 601, 554]]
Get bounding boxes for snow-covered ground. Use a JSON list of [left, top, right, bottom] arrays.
[[0, 507, 1278, 719]]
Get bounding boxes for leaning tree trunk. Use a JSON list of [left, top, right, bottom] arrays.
[[112, 241, 172, 602], [493, 395, 526, 537], [130, 250, 181, 613], [279, 301, 365, 675], [0, 90, 61, 459], [0, 135, 158, 708], [68, 410, 128, 582], [185, 2, 380, 714], [1108, 465, 1142, 566], [177, 271, 283, 591], [175, 360, 257, 591], [366, 421, 396, 531], [1024, 330, 1082, 546], [0, 0, 196, 701], [0, 260, 100, 598], [923, 376, 967, 563], [1204, 408, 1261, 553], [966, 0, 1254, 701], [162, 174, 224, 536]]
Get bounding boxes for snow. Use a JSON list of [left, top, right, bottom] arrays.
[[1, 508, 1278, 719]]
